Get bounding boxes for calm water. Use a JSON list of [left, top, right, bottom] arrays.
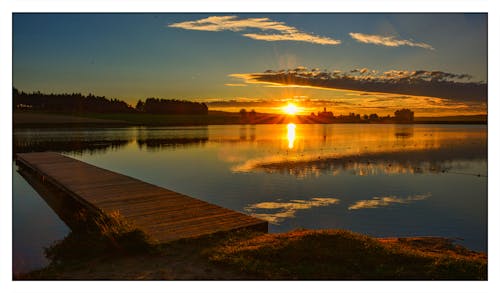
[[13, 124, 487, 274]]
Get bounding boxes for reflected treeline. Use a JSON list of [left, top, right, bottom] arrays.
[[253, 141, 487, 178], [135, 127, 208, 151], [136, 137, 208, 151], [394, 127, 414, 138], [13, 126, 210, 155], [13, 136, 130, 157]]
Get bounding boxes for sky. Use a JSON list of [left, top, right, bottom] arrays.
[[13, 13, 487, 116]]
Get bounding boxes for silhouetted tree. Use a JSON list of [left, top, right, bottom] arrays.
[[135, 100, 145, 112], [13, 88, 134, 113], [142, 98, 208, 115], [13, 89, 208, 115]]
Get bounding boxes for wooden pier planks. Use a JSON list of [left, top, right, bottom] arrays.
[[16, 152, 267, 243]]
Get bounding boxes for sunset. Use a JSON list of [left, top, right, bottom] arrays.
[[13, 14, 486, 117], [11, 12, 489, 284], [283, 103, 299, 115]]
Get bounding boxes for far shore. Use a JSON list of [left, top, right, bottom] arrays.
[[13, 111, 487, 128]]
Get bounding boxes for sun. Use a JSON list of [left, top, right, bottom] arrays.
[[283, 103, 299, 115]]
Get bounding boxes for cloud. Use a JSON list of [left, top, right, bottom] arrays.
[[349, 32, 434, 50], [244, 197, 340, 224], [242, 32, 340, 45], [230, 67, 487, 103], [203, 98, 355, 109], [348, 193, 431, 210], [169, 16, 341, 45], [224, 83, 247, 87]]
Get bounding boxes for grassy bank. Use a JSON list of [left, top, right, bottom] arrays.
[[13, 111, 486, 127], [19, 228, 486, 280], [210, 229, 486, 280], [13, 111, 241, 127], [12, 112, 130, 127]]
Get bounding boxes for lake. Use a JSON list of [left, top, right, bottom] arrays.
[[12, 124, 487, 274]]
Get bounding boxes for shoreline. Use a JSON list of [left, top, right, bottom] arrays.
[[13, 112, 487, 128], [16, 228, 487, 280]]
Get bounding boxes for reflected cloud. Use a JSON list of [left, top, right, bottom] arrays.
[[231, 124, 487, 178], [245, 197, 340, 224], [348, 193, 431, 210], [241, 149, 486, 178]]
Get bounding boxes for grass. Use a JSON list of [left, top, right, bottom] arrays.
[[13, 111, 242, 127], [208, 229, 487, 280], [19, 228, 486, 280], [43, 210, 154, 265], [75, 112, 241, 126], [14, 111, 487, 127]]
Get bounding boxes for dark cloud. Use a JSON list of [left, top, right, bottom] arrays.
[[205, 100, 281, 108], [204, 98, 354, 108], [231, 67, 486, 103]]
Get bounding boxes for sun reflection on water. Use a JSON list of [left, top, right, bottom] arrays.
[[287, 123, 296, 149]]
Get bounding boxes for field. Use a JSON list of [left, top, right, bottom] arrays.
[[14, 111, 487, 128]]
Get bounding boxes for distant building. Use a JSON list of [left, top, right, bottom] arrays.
[[318, 107, 334, 119], [394, 109, 414, 122]]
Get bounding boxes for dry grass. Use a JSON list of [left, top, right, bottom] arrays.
[[42, 210, 154, 265], [208, 229, 487, 280], [19, 228, 486, 280]]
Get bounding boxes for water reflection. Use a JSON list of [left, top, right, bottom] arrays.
[[13, 126, 209, 154], [17, 167, 92, 230], [14, 125, 486, 179], [136, 126, 208, 151], [245, 147, 487, 178], [244, 197, 340, 224], [286, 123, 296, 149], [12, 124, 488, 271], [136, 138, 208, 151], [245, 193, 433, 224], [13, 131, 130, 156], [394, 126, 414, 139], [348, 193, 432, 210], [231, 124, 486, 178]]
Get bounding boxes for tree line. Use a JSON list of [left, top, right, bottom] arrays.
[[135, 98, 207, 115], [13, 88, 208, 115], [309, 107, 414, 123]]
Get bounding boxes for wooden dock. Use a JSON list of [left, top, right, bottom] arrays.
[[16, 152, 267, 243]]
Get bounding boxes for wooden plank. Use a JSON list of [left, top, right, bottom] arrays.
[[15, 152, 267, 243]]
